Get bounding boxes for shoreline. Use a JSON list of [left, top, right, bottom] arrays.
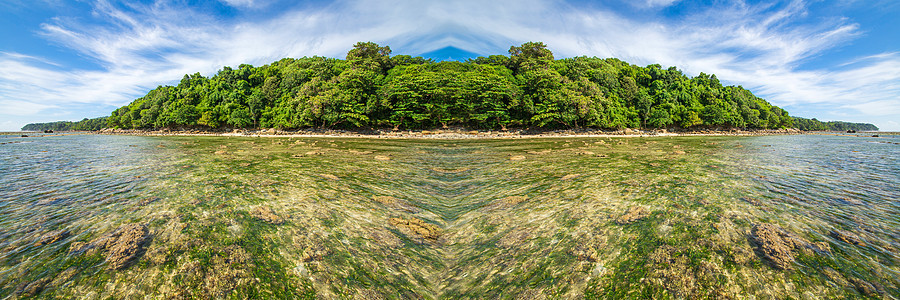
[[91, 127, 806, 139]]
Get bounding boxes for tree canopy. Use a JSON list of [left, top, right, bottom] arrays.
[[30, 42, 868, 132], [791, 117, 878, 131]]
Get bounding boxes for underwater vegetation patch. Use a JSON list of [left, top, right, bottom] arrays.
[[0, 135, 897, 298]]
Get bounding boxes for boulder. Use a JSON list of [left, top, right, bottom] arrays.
[[749, 224, 797, 270], [84, 223, 151, 270]]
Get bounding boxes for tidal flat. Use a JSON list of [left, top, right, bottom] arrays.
[[0, 134, 897, 299]]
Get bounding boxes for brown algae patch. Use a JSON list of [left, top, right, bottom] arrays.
[[389, 217, 442, 242], [616, 206, 650, 225], [70, 223, 151, 270], [250, 206, 284, 224]]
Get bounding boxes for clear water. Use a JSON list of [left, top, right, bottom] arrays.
[[0, 133, 897, 298]]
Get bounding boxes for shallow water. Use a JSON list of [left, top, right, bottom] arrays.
[[0, 134, 897, 299]]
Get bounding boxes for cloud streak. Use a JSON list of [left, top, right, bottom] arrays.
[[0, 0, 897, 130]]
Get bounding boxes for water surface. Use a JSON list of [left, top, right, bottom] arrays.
[[0, 134, 897, 298]]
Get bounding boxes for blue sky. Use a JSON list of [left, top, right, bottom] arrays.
[[1, 0, 898, 131]]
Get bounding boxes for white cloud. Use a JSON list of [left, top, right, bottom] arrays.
[[221, 0, 255, 8], [641, 0, 681, 8], [0, 0, 897, 130]]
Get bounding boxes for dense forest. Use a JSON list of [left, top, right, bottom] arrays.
[[100, 42, 795, 131], [21, 117, 108, 132], [792, 117, 879, 131], [25, 42, 873, 132]]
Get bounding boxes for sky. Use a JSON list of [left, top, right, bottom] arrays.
[[1, 0, 898, 131]]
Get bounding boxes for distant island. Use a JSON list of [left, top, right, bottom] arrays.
[[22, 42, 878, 132]]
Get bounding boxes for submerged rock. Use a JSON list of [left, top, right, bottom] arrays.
[[748, 223, 830, 270], [373, 196, 399, 205], [389, 218, 441, 241], [830, 229, 866, 246], [849, 277, 885, 297], [34, 229, 69, 246], [502, 195, 528, 205], [616, 206, 650, 225], [749, 224, 797, 270], [251, 206, 284, 225], [86, 223, 152, 270], [15, 277, 51, 297]]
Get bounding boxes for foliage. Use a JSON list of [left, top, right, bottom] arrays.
[[22, 117, 108, 131], [792, 117, 878, 131], [31, 42, 868, 132]]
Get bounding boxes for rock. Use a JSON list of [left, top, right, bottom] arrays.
[[374, 155, 391, 161], [673, 150, 686, 155], [849, 277, 884, 297], [830, 230, 866, 246], [15, 277, 51, 297], [808, 241, 831, 254], [35, 229, 69, 246], [214, 150, 227, 155], [748, 223, 810, 270], [616, 206, 650, 225], [502, 196, 528, 205], [509, 155, 526, 161], [250, 206, 284, 225], [89, 223, 151, 270], [373, 196, 398, 205], [389, 218, 441, 241]]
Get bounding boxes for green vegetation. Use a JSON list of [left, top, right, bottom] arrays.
[[99, 42, 794, 130], [24, 42, 880, 132], [21, 117, 107, 131], [792, 117, 878, 131]]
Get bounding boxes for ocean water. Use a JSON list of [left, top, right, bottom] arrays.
[[0, 133, 897, 298]]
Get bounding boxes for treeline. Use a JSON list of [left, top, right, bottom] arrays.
[[792, 117, 878, 131], [21, 117, 107, 132], [97, 42, 795, 131]]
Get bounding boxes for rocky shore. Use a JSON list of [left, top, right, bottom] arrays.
[[96, 126, 802, 139]]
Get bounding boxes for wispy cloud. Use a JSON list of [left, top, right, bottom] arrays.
[[0, 0, 897, 130]]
